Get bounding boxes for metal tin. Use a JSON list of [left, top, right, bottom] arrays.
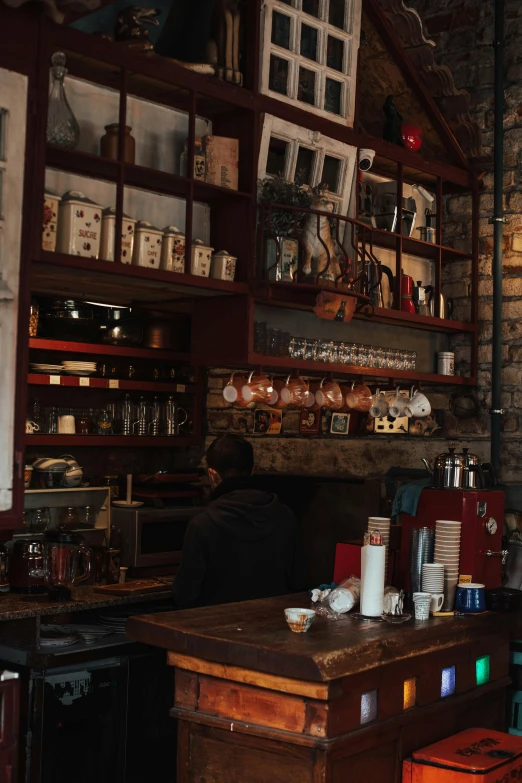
[[56, 190, 103, 258], [190, 239, 213, 277], [42, 189, 61, 252], [160, 225, 185, 273], [437, 351, 454, 375], [132, 221, 163, 269], [99, 206, 136, 264], [210, 249, 236, 281]]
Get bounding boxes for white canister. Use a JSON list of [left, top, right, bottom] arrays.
[[56, 191, 103, 258], [190, 239, 213, 277], [132, 221, 163, 269], [42, 189, 61, 252], [437, 351, 455, 376], [160, 226, 185, 273], [211, 249, 237, 281], [100, 207, 137, 264]]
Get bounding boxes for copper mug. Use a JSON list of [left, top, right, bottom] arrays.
[[280, 375, 309, 408], [315, 378, 344, 410], [345, 383, 372, 412], [268, 378, 287, 409], [223, 372, 249, 407], [242, 371, 273, 404]]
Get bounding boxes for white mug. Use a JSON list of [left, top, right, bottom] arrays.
[[405, 391, 431, 418], [25, 420, 40, 434], [370, 389, 389, 419], [430, 593, 444, 612], [389, 387, 410, 418], [58, 415, 76, 434]]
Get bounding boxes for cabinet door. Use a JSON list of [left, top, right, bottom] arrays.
[[0, 68, 28, 515]]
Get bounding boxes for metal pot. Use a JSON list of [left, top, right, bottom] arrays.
[[461, 447, 481, 489], [39, 299, 102, 342], [422, 446, 466, 489]]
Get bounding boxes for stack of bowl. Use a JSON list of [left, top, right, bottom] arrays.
[[367, 517, 391, 584], [434, 519, 462, 610]]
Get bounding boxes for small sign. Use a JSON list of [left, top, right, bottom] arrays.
[[49, 375, 61, 385], [313, 290, 356, 322], [330, 412, 350, 435], [79, 377, 90, 387], [299, 408, 321, 435], [253, 408, 282, 435], [176, 384, 186, 393], [109, 379, 119, 389]]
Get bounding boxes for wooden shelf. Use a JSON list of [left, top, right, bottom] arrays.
[[27, 374, 196, 393], [32, 251, 249, 307], [46, 145, 121, 182], [29, 338, 190, 362], [360, 225, 472, 262], [248, 353, 476, 386], [24, 435, 198, 447]]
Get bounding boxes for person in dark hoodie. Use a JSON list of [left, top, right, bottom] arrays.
[[172, 434, 306, 609]]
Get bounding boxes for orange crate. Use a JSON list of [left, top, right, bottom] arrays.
[[402, 728, 522, 782]]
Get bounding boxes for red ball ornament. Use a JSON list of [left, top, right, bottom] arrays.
[[401, 122, 423, 152]]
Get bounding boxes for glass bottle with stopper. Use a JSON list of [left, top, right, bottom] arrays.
[[46, 52, 80, 149]]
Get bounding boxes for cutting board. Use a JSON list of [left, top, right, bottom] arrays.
[[93, 579, 171, 596]]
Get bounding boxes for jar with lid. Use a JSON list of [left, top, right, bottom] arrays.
[[100, 124, 135, 164], [29, 300, 39, 337], [59, 507, 79, 530], [96, 408, 113, 436]]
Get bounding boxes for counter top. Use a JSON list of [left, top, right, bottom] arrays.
[[0, 586, 172, 621], [127, 593, 511, 682]]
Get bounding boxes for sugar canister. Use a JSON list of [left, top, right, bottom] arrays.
[[42, 189, 61, 252], [190, 239, 213, 277], [132, 221, 163, 268], [160, 225, 185, 273], [56, 190, 103, 258], [100, 206, 137, 264], [211, 249, 236, 281]]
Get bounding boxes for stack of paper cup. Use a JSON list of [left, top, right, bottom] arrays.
[[368, 517, 391, 584], [434, 520, 462, 611], [422, 563, 445, 612]]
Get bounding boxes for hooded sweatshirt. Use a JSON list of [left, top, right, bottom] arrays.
[[172, 477, 306, 609]]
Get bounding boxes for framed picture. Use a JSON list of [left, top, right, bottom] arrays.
[[299, 408, 321, 435], [253, 408, 282, 435], [330, 412, 350, 435]]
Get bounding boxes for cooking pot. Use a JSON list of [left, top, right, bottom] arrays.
[[422, 447, 496, 490], [39, 299, 103, 343], [99, 308, 144, 346], [32, 455, 83, 488]]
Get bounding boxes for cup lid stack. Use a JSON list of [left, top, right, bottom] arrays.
[[368, 517, 391, 584]]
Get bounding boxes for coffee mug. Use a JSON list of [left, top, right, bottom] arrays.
[[304, 381, 319, 409], [370, 389, 389, 419], [281, 375, 309, 407], [429, 593, 444, 612], [268, 378, 287, 409], [405, 390, 431, 418], [58, 414, 76, 434], [223, 372, 249, 407], [25, 420, 40, 434], [344, 383, 372, 412], [455, 582, 485, 613], [315, 378, 344, 410], [389, 386, 410, 418], [242, 371, 273, 404]]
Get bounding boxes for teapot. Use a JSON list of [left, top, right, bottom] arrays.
[[422, 446, 496, 490]]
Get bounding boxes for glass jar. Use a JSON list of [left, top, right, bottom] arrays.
[[100, 123, 135, 164], [32, 508, 51, 532], [82, 506, 97, 527], [96, 408, 113, 436], [59, 507, 79, 530], [29, 300, 39, 337], [46, 52, 80, 149]]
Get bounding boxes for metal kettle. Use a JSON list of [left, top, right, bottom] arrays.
[[423, 446, 466, 489]]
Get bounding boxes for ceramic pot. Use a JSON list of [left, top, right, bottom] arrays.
[[100, 123, 135, 164], [132, 221, 162, 268], [161, 226, 185, 273], [56, 191, 103, 258], [99, 207, 136, 264], [190, 239, 213, 277], [42, 190, 61, 252], [211, 250, 236, 281]]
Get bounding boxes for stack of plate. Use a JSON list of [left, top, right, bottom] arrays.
[[410, 527, 435, 594], [421, 562, 444, 594], [367, 517, 391, 584], [69, 624, 112, 645], [96, 613, 128, 634], [30, 363, 63, 374], [40, 624, 79, 648], [61, 361, 97, 376], [434, 519, 462, 611]]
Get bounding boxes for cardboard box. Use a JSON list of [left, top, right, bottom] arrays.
[[204, 135, 239, 190]]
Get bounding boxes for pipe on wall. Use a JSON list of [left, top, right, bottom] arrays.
[[491, 0, 505, 475]]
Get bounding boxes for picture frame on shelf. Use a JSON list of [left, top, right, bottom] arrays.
[[330, 411, 350, 435]]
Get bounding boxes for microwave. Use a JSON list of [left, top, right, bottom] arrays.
[[111, 506, 203, 568]]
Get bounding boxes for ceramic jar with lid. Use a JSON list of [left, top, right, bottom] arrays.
[[100, 123, 135, 164], [42, 189, 61, 252], [190, 239, 213, 277], [56, 191, 103, 258], [211, 250, 237, 281], [132, 221, 163, 268], [161, 226, 185, 273], [100, 207, 137, 264]]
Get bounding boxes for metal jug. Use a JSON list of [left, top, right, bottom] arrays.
[[163, 397, 188, 436]]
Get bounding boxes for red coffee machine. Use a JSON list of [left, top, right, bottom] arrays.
[[399, 488, 505, 592]]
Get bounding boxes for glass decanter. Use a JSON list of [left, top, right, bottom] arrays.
[[46, 52, 80, 149]]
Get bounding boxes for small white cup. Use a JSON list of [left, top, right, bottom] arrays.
[[25, 420, 40, 434], [389, 387, 410, 418], [405, 391, 432, 418], [412, 592, 431, 621], [429, 593, 444, 612], [370, 389, 389, 419], [58, 415, 76, 434], [284, 608, 315, 633]]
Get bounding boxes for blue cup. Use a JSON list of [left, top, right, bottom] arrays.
[[455, 583, 486, 613]]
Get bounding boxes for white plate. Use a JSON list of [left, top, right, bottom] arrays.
[[65, 370, 96, 376], [112, 500, 144, 508]]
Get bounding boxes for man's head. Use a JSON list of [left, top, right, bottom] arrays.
[[205, 434, 254, 489]]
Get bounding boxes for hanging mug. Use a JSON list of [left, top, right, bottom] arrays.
[[370, 388, 389, 419], [25, 420, 40, 434], [345, 383, 372, 412], [223, 372, 249, 407], [280, 375, 309, 407], [405, 389, 431, 418], [242, 371, 273, 404], [389, 386, 410, 418], [315, 378, 344, 410], [269, 378, 288, 409]]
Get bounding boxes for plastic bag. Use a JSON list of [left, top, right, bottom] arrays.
[[312, 576, 361, 619]]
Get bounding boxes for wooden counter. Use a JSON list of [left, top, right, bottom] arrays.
[[127, 594, 512, 783]]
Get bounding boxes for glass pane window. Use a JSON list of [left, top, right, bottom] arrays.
[[360, 690, 378, 725], [295, 146, 315, 184], [272, 11, 291, 49], [325, 78, 342, 114], [298, 66, 316, 104], [441, 666, 456, 698], [0, 109, 6, 162], [329, 0, 346, 29], [322, 155, 341, 193], [269, 55, 289, 95], [302, 0, 320, 18], [327, 35, 344, 71], [266, 137, 289, 177], [300, 23, 318, 61]]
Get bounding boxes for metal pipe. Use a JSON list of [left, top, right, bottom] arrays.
[[491, 0, 505, 475]]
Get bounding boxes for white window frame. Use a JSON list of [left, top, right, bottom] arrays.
[[260, 0, 362, 126], [258, 114, 357, 217]]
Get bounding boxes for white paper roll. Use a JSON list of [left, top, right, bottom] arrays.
[[360, 544, 386, 617]]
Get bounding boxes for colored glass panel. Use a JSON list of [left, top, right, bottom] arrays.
[[441, 666, 456, 698], [476, 655, 490, 685], [360, 689, 378, 725], [403, 678, 416, 710]]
